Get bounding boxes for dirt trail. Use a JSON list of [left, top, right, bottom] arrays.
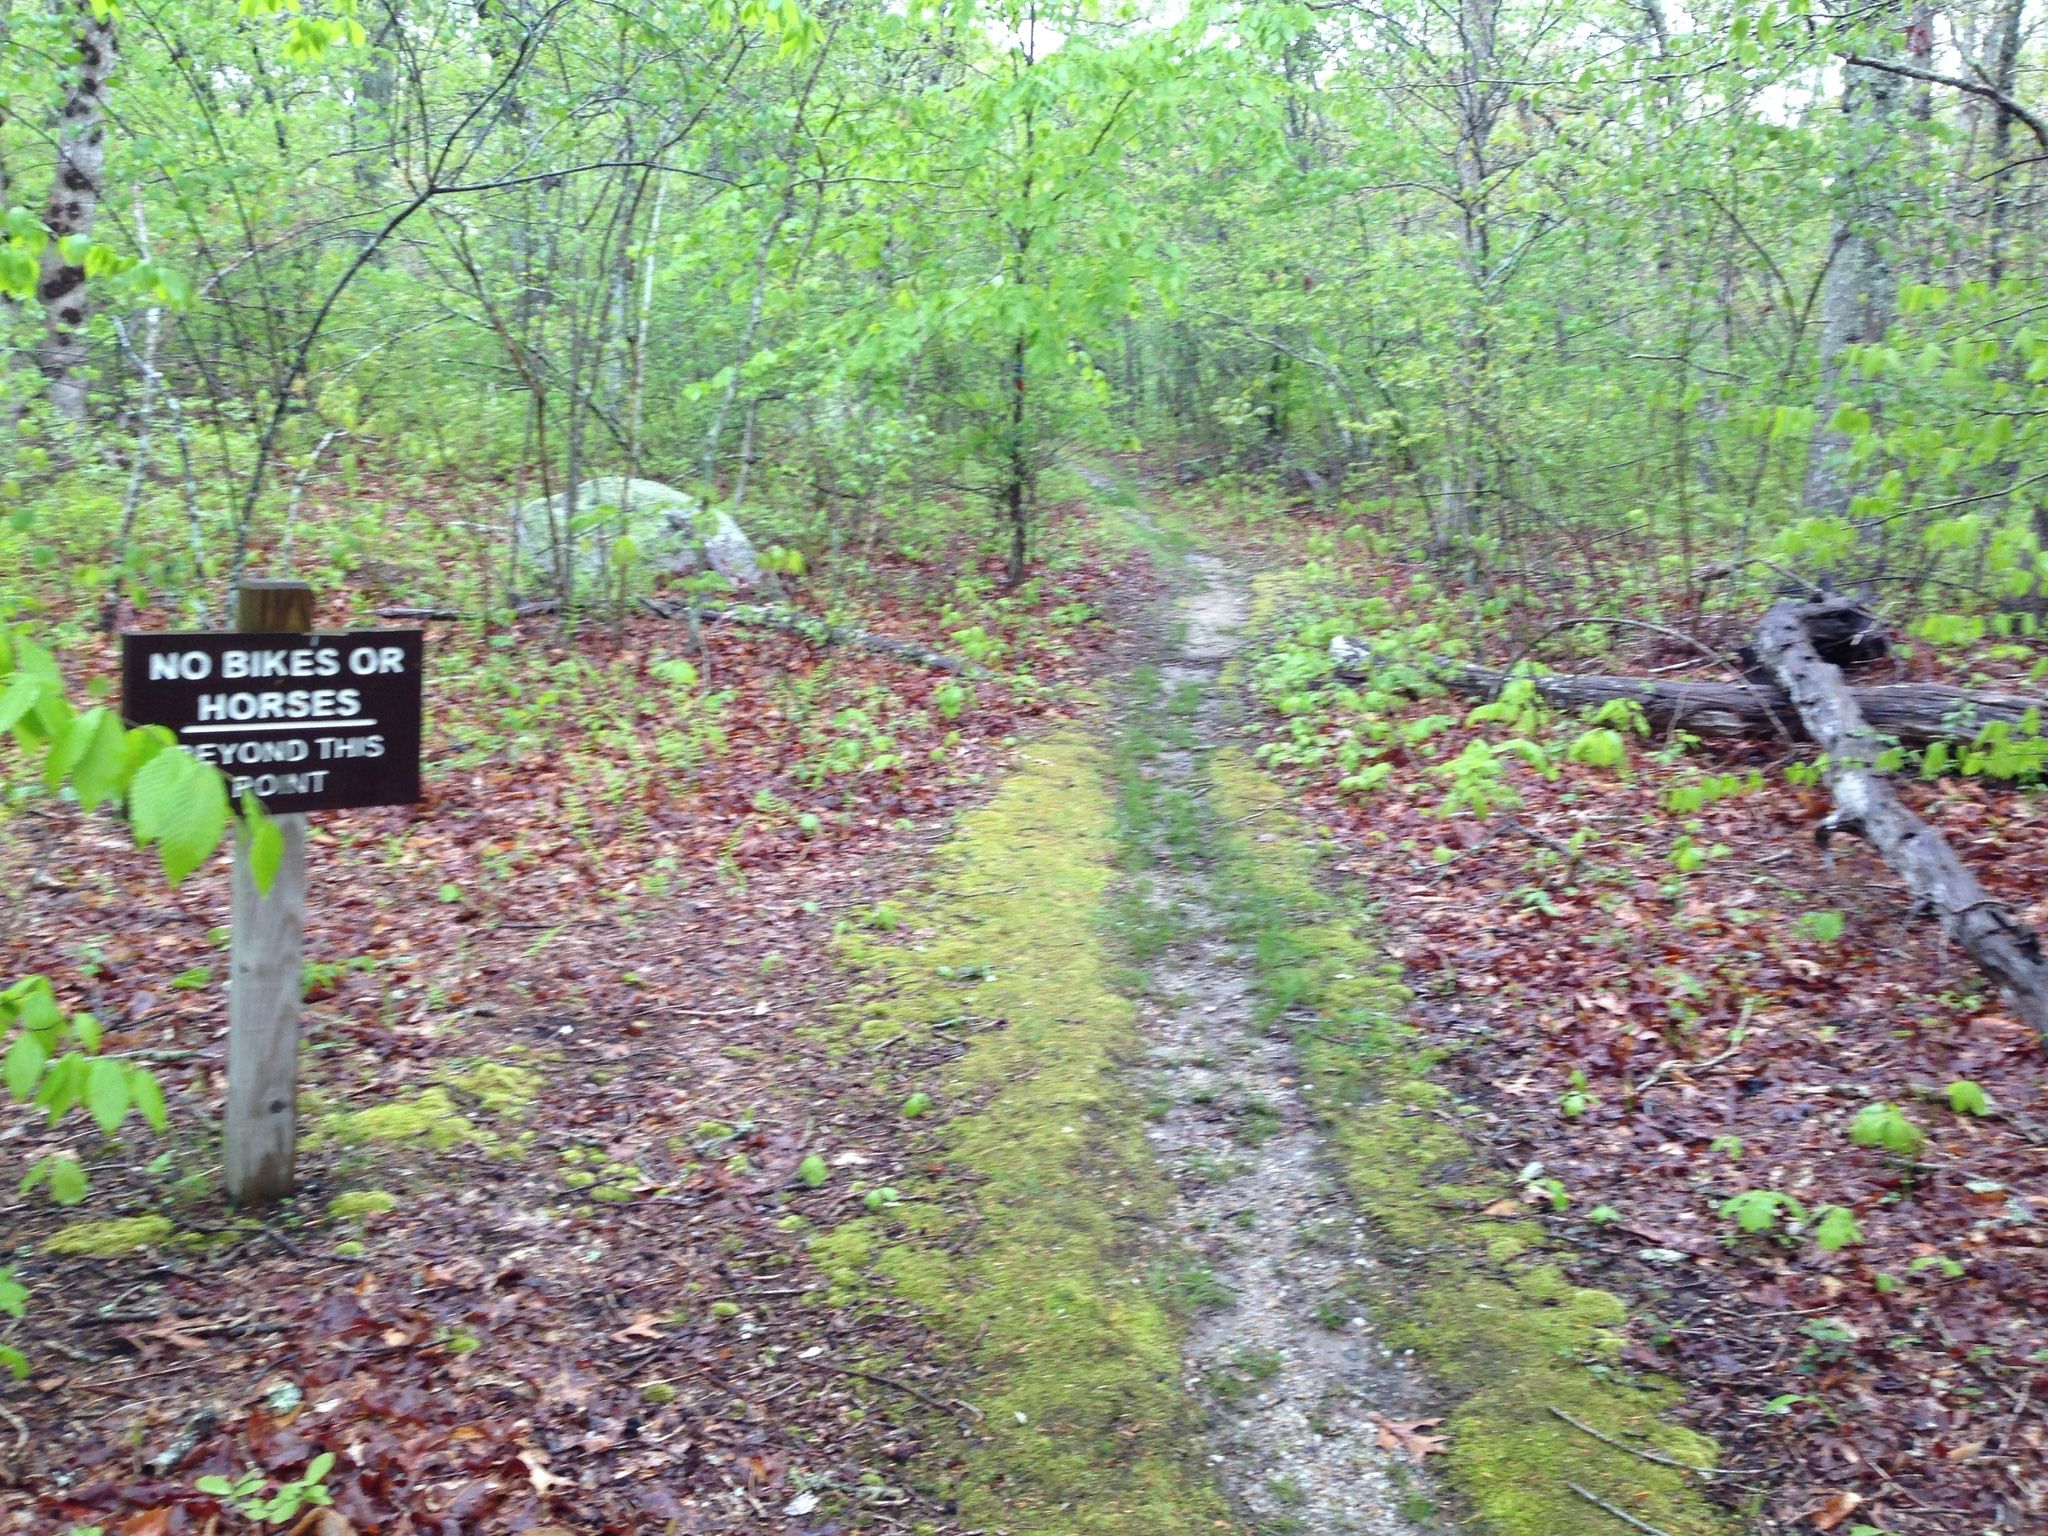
[[1112, 489, 1441, 1535]]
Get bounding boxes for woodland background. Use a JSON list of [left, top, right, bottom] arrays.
[[8, 1, 2048, 1533]]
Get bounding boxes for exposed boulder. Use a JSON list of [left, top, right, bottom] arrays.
[[511, 477, 762, 593]]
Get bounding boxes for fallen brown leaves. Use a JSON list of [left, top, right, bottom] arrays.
[[1369, 1414, 1446, 1463], [0, 498, 1153, 1533], [1210, 489, 2048, 1535]]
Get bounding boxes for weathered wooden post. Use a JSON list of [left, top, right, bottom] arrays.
[[225, 579, 312, 1204], [122, 593, 424, 1205]]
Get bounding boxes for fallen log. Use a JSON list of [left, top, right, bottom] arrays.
[[374, 597, 988, 679], [646, 599, 992, 679], [1328, 636, 2047, 749], [1755, 601, 2048, 1042]]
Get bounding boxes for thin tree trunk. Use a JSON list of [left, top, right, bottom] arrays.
[[702, 187, 796, 491], [36, 0, 119, 423], [1804, 15, 1904, 542], [1984, 0, 2025, 283]]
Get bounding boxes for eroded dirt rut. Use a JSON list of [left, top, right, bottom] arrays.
[[1126, 534, 1440, 1535]]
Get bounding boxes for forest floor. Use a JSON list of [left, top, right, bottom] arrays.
[[6, 467, 2047, 1536]]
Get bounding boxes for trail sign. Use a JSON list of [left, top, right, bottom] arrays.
[[121, 629, 424, 814]]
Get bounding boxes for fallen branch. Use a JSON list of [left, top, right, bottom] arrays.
[[1548, 1405, 1718, 1475], [651, 598, 992, 678], [1329, 636, 2046, 749], [1567, 1481, 1679, 1536], [373, 596, 983, 676], [1756, 600, 2048, 1041]]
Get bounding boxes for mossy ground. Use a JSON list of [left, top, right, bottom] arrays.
[[1205, 739, 1735, 1536], [43, 1214, 175, 1256], [819, 730, 1237, 1536], [310, 1055, 543, 1154]]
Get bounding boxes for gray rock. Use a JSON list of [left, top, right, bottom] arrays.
[[511, 476, 762, 594]]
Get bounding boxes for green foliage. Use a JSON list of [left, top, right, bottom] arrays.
[[797, 1153, 829, 1187], [1811, 1206, 1863, 1253], [1719, 1188, 1804, 1235], [1564, 726, 1628, 773], [197, 1451, 336, 1525], [1795, 910, 1846, 944], [1848, 1102, 1927, 1158], [1558, 1070, 1595, 1119], [1946, 1080, 1991, 1116]]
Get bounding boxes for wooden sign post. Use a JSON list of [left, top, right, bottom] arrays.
[[121, 584, 425, 1205], [225, 580, 313, 1205]]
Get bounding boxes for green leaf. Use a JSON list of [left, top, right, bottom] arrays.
[[1849, 1101, 1927, 1157], [0, 1266, 25, 1318], [85, 1056, 131, 1134], [130, 1066, 168, 1132], [130, 747, 230, 886], [70, 1011, 101, 1052], [70, 706, 128, 812], [0, 1345, 25, 1381], [1812, 1205, 1863, 1251], [36, 1051, 87, 1124], [901, 1091, 933, 1118], [0, 671, 46, 734], [245, 799, 285, 895], [2, 1030, 47, 1100], [1947, 1079, 1991, 1116], [46, 1154, 87, 1205]]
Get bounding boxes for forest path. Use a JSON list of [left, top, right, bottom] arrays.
[[1096, 473, 1440, 1536]]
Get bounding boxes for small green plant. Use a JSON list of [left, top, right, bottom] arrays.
[[1719, 1188, 1804, 1235], [863, 1186, 901, 1212], [197, 1451, 336, 1524], [1946, 1080, 1991, 1115], [797, 1153, 829, 1187], [1669, 835, 1730, 874], [1812, 1205, 1863, 1252], [1708, 1133, 1744, 1158], [1565, 726, 1628, 773], [902, 1091, 933, 1118], [1795, 909, 1846, 943], [0, 1267, 26, 1379], [1849, 1101, 1926, 1157], [932, 679, 972, 720], [1559, 1069, 1596, 1119]]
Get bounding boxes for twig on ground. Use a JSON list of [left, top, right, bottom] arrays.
[[1548, 1405, 1716, 1474], [1633, 1042, 1745, 1096], [1566, 1481, 1679, 1536], [806, 1359, 983, 1426]]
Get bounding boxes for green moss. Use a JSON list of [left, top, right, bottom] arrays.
[[641, 1380, 677, 1405], [328, 1189, 397, 1222], [1208, 738, 1734, 1536], [446, 1058, 542, 1118], [812, 731, 1232, 1535], [327, 1086, 484, 1149], [44, 1215, 174, 1255]]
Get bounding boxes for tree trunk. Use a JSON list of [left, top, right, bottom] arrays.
[[1755, 601, 2048, 1041], [36, 0, 119, 423], [1327, 635, 2048, 748], [1803, 17, 1903, 536], [1984, 0, 2025, 283]]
